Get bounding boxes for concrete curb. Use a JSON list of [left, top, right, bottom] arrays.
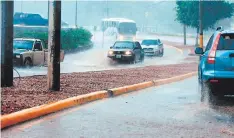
[[1, 72, 197, 129], [109, 72, 197, 96], [1, 91, 108, 129]]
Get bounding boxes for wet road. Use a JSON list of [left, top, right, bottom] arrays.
[[13, 33, 188, 77], [2, 77, 234, 138], [137, 33, 209, 46]]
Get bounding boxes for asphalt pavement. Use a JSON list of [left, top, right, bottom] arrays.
[[2, 77, 234, 138]]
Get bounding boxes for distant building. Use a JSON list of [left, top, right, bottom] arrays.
[[14, 12, 69, 26]]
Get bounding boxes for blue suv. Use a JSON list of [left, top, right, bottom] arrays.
[[195, 27, 234, 104]]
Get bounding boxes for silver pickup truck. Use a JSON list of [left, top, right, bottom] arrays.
[[13, 38, 65, 67]]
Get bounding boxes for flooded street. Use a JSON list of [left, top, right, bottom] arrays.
[[13, 33, 189, 77]]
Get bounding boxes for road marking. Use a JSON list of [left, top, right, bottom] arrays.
[[221, 128, 234, 136], [166, 45, 184, 55]]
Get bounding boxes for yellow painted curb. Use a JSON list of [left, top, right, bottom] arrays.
[[110, 81, 154, 96], [1, 90, 108, 129], [109, 72, 197, 96], [1, 71, 197, 129], [153, 72, 197, 86]]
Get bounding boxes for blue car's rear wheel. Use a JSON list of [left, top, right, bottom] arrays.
[[200, 82, 219, 105]]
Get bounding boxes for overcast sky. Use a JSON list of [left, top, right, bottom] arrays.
[[14, 1, 176, 26]]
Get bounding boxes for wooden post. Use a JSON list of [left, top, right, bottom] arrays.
[[47, 1, 61, 91], [1, 1, 14, 87], [183, 24, 186, 45], [199, 0, 203, 49]]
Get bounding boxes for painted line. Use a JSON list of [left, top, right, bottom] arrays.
[[166, 45, 183, 55], [1, 72, 197, 129], [221, 129, 234, 136]]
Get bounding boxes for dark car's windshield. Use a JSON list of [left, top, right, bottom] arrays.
[[14, 40, 34, 50], [113, 41, 134, 49], [141, 40, 159, 46], [217, 34, 234, 50]]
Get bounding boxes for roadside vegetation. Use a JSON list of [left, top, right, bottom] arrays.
[[14, 27, 93, 50], [175, 1, 234, 46]]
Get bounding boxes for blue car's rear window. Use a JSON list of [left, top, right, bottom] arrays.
[[217, 34, 234, 50]]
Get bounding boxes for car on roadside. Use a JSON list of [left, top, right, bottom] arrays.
[[195, 27, 234, 104], [107, 41, 144, 64], [13, 38, 65, 67], [141, 39, 164, 57]]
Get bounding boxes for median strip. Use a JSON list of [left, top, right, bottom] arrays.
[[1, 71, 197, 129]]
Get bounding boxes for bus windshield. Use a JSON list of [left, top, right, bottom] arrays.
[[118, 22, 137, 35]]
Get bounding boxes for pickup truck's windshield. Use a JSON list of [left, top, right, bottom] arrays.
[[13, 40, 34, 50]]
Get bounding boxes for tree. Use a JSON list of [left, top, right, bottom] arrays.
[[175, 1, 234, 46]]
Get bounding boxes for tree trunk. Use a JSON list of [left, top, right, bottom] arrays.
[[195, 27, 199, 46], [183, 24, 187, 45]]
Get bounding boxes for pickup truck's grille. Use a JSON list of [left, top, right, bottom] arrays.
[[13, 54, 23, 66]]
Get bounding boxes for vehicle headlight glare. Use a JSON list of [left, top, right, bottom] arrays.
[[16, 55, 21, 58], [119, 35, 124, 40], [125, 51, 131, 55], [108, 50, 114, 55]]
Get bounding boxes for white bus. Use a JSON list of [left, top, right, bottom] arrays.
[[101, 18, 137, 41]]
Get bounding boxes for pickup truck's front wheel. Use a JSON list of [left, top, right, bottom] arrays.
[[24, 58, 33, 67]]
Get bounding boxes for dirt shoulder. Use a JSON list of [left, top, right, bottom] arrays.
[[1, 62, 197, 115]]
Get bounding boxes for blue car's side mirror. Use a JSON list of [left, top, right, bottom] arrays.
[[195, 47, 204, 55]]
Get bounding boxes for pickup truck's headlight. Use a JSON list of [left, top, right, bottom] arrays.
[[16, 55, 21, 58]]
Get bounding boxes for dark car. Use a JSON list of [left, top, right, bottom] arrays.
[[195, 27, 234, 104], [107, 41, 144, 63]]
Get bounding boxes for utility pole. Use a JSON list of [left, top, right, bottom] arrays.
[[183, 24, 186, 45], [47, 1, 49, 20], [75, 0, 77, 28], [20, 1, 22, 12], [106, 0, 109, 18], [199, 0, 203, 49], [47, 1, 61, 91], [1, 1, 14, 87]]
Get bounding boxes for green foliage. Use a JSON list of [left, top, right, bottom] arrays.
[[14, 28, 92, 50], [176, 1, 234, 30]]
